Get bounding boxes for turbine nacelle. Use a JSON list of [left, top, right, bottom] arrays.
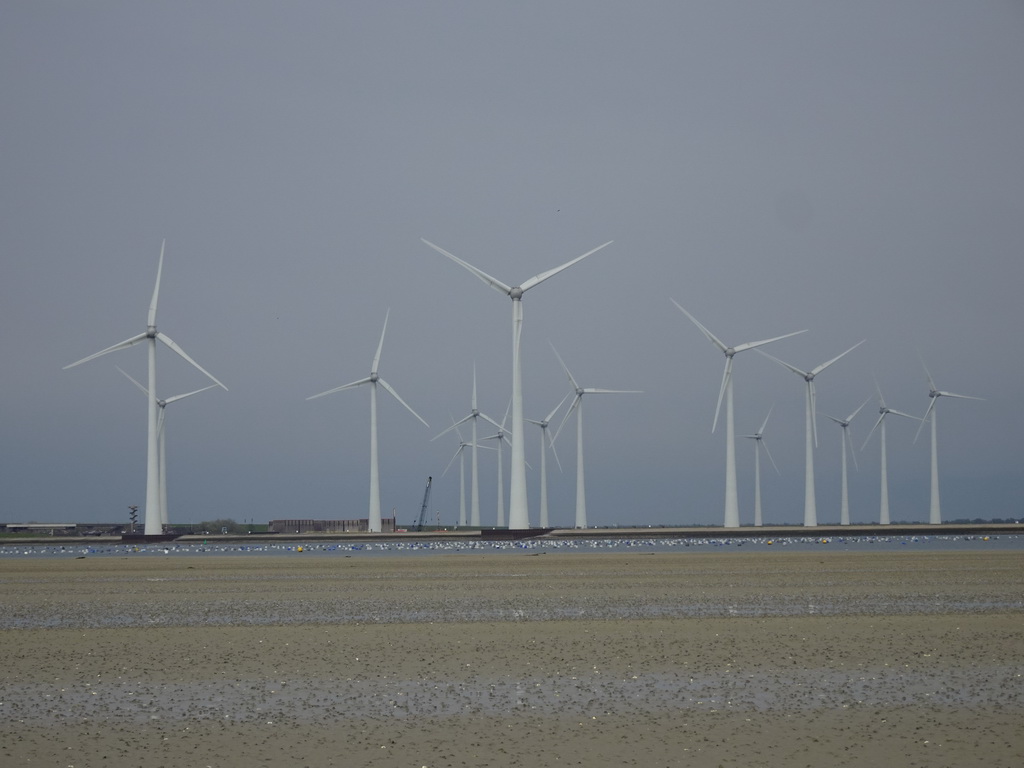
[[509, 286, 523, 300]]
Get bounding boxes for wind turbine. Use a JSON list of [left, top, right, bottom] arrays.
[[741, 406, 779, 527], [861, 385, 919, 525], [307, 310, 428, 533], [439, 427, 480, 529], [760, 340, 865, 527], [432, 365, 502, 527], [526, 393, 570, 528], [913, 358, 983, 525], [672, 300, 806, 528], [63, 241, 228, 536], [117, 367, 219, 528], [552, 344, 641, 529], [822, 398, 870, 526], [422, 237, 612, 529], [480, 404, 514, 527]]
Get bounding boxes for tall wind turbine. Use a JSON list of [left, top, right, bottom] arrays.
[[432, 365, 501, 527], [741, 406, 779, 527], [761, 340, 865, 527], [117, 367, 219, 528], [526, 393, 570, 528], [422, 238, 612, 529], [63, 241, 228, 536], [307, 310, 429, 533], [861, 386, 919, 525], [913, 359, 983, 525], [552, 345, 641, 529], [822, 398, 870, 526], [672, 300, 806, 528]]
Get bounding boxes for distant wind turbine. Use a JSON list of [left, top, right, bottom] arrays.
[[440, 422, 495, 529], [480, 404, 514, 527], [822, 398, 870, 525], [913, 358, 983, 525], [423, 237, 612, 529], [760, 340, 865, 527], [63, 241, 228, 536], [307, 310, 428, 533], [552, 344, 641, 529], [117, 367, 219, 528], [672, 300, 806, 528], [433, 365, 502, 527], [741, 406, 779, 527], [526, 393, 570, 529], [861, 385, 919, 525]]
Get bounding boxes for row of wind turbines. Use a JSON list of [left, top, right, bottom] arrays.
[[672, 302, 982, 529], [64, 238, 980, 535]]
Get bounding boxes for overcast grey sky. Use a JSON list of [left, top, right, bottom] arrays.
[[3, 1, 1021, 528]]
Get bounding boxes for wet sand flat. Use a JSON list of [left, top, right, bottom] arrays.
[[2, 549, 1022, 766]]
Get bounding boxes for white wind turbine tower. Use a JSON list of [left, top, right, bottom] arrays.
[[741, 406, 779, 527], [526, 393, 570, 528], [552, 344, 641, 529], [307, 310, 429, 533], [861, 385, 919, 525], [822, 398, 870, 526], [432, 365, 502, 527], [422, 238, 612, 529], [117, 367, 219, 528], [672, 300, 806, 528], [913, 358, 983, 525], [760, 340, 865, 527], [63, 241, 228, 536]]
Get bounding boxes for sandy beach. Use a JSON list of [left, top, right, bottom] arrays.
[[2, 547, 1022, 766]]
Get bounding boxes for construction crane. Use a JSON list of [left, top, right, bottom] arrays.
[[413, 476, 432, 531]]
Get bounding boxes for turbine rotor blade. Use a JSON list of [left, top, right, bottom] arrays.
[[520, 241, 612, 292], [148, 239, 165, 328], [937, 390, 984, 400], [378, 378, 429, 428], [547, 428, 564, 473], [582, 388, 642, 395], [731, 328, 807, 354], [116, 366, 149, 396], [63, 333, 149, 369], [888, 408, 921, 421], [433, 413, 473, 441], [306, 377, 371, 400], [914, 398, 937, 444], [372, 309, 389, 374], [757, 349, 809, 378], [421, 239, 513, 296], [554, 394, 582, 442], [761, 440, 781, 475], [847, 428, 860, 472], [811, 339, 865, 377], [544, 392, 571, 424], [156, 333, 228, 391], [163, 383, 219, 404], [550, 342, 579, 391], [712, 357, 732, 433], [758, 404, 774, 435], [918, 352, 937, 391], [809, 380, 819, 448], [848, 397, 872, 423], [862, 413, 885, 450], [670, 299, 728, 353]]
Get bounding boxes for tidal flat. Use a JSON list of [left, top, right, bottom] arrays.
[[2, 549, 1022, 767]]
